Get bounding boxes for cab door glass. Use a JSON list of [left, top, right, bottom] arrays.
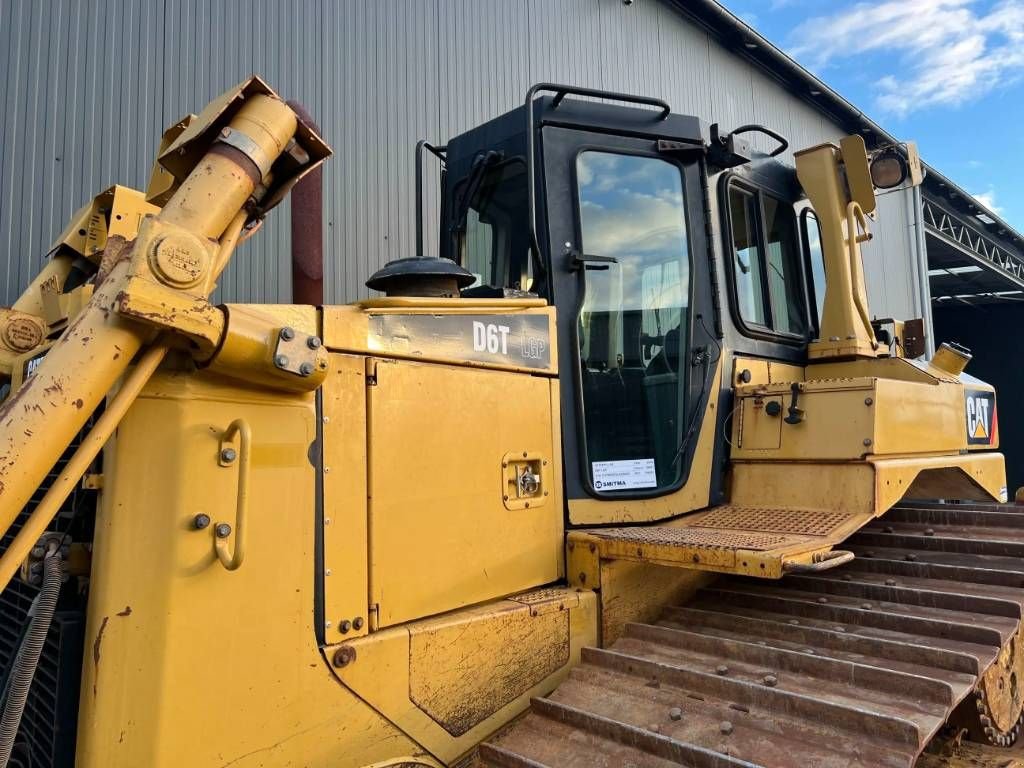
[[575, 151, 691, 492]]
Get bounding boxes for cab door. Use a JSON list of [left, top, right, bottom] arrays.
[[540, 126, 722, 525]]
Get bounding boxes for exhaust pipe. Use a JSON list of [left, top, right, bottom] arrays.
[[286, 100, 324, 306]]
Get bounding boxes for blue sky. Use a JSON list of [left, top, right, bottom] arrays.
[[719, 0, 1024, 232]]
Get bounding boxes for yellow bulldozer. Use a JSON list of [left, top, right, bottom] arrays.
[[0, 78, 1019, 768]]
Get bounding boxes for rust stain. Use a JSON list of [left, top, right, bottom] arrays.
[[74, 398, 84, 409], [92, 615, 109, 697], [117, 605, 132, 617]]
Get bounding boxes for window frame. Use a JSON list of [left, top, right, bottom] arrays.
[[719, 174, 814, 345], [570, 145, 696, 499]]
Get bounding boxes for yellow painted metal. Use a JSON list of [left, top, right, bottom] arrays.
[[202, 304, 329, 391], [330, 587, 597, 764], [595, 559, 713, 646], [567, 362, 723, 525], [0, 340, 170, 590], [144, 115, 195, 206], [731, 356, 804, 387], [839, 134, 876, 215], [732, 377, 966, 460], [322, 353, 370, 645], [76, 370, 423, 768], [795, 142, 880, 360], [324, 300, 557, 376], [366, 357, 563, 627], [49, 185, 159, 265], [0, 81, 308, 589], [730, 452, 1005, 517]]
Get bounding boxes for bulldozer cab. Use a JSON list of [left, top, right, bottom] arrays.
[[437, 85, 815, 522]]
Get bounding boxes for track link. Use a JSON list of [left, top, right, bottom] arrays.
[[482, 502, 1024, 768]]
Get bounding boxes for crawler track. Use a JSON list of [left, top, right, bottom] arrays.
[[482, 502, 1024, 768]]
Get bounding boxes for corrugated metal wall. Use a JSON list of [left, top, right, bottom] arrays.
[[0, 0, 924, 323]]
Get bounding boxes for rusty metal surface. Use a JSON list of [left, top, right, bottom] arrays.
[[483, 502, 1024, 768], [285, 99, 324, 306]]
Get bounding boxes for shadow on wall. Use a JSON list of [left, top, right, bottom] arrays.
[[933, 303, 1024, 498]]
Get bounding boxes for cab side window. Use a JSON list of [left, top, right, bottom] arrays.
[[725, 180, 810, 339]]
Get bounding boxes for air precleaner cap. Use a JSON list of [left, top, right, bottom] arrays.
[[366, 257, 475, 297]]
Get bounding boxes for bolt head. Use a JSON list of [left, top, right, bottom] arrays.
[[332, 645, 357, 668], [307, 336, 322, 350], [220, 447, 237, 463], [299, 362, 315, 376], [220, 127, 231, 138], [215, 523, 232, 538], [340, 619, 352, 634], [669, 707, 683, 721], [863, 438, 873, 447], [720, 721, 733, 735], [193, 513, 211, 530], [279, 326, 296, 341], [274, 354, 290, 369], [762, 674, 778, 687], [353, 617, 364, 630], [715, 665, 729, 676]]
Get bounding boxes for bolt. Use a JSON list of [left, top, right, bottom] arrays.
[[325, 569, 332, 576], [220, 447, 237, 463], [834, 626, 846, 633], [905, 553, 918, 562], [299, 362, 315, 376], [720, 721, 733, 735], [215, 523, 232, 538], [340, 619, 352, 634], [861, 603, 872, 610], [333, 645, 357, 668], [193, 513, 211, 530], [280, 326, 296, 341], [788, 619, 799, 626], [275, 354, 290, 369], [762, 675, 778, 687], [863, 438, 873, 447], [885, 579, 897, 586], [220, 127, 231, 138], [307, 336, 322, 349], [715, 665, 729, 676], [883, 526, 893, 533], [817, 596, 828, 604], [353, 617, 364, 630], [864, 397, 873, 406], [669, 707, 683, 721], [924, 528, 935, 536]]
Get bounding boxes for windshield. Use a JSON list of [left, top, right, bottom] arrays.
[[575, 151, 691, 493]]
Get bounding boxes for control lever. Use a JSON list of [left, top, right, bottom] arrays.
[[784, 382, 805, 425]]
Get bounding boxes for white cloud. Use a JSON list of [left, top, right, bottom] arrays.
[[788, 0, 1024, 116], [971, 188, 1003, 214]]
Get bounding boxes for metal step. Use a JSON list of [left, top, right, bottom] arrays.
[[482, 502, 1024, 768]]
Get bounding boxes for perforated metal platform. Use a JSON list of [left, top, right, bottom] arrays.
[[484, 502, 1024, 768], [571, 505, 871, 578]]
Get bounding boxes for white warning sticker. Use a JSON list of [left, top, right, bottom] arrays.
[[592, 459, 657, 491]]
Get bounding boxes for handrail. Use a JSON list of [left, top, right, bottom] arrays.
[[214, 419, 252, 572]]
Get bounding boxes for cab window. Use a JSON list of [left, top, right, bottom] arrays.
[[575, 151, 691, 494], [726, 181, 809, 339], [802, 209, 827, 329], [457, 159, 532, 293]]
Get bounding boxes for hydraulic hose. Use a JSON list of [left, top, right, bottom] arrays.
[[0, 551, 62, 768]]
